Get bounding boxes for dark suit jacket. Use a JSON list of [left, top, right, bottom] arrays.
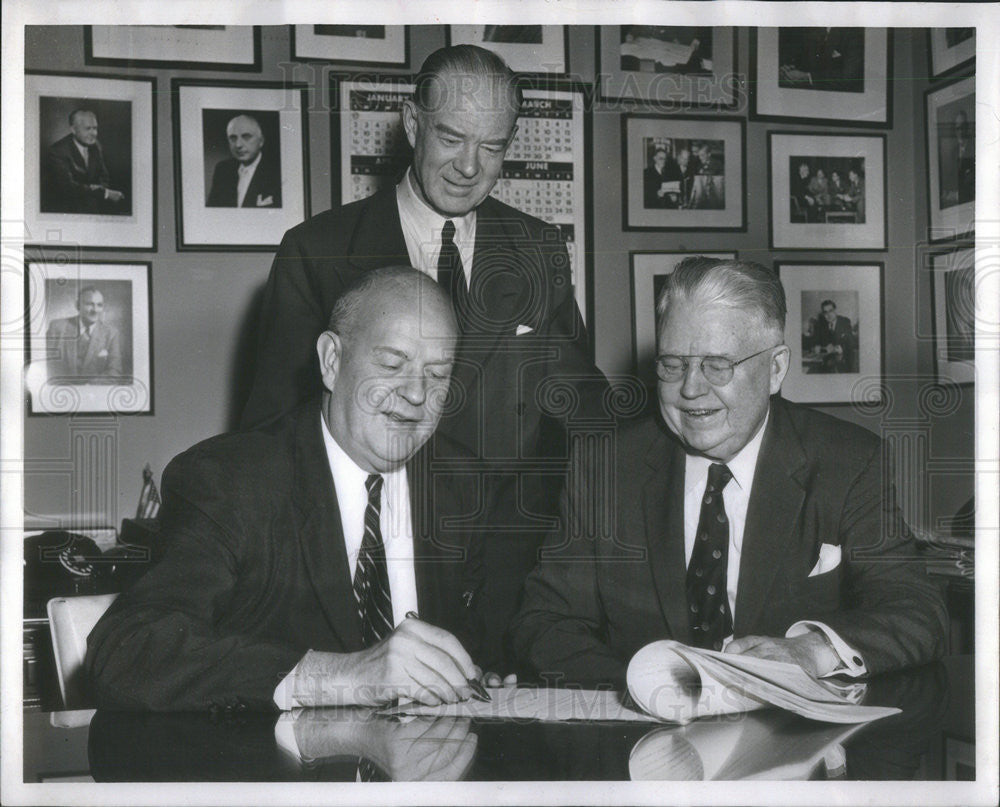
[[511, 397, 948, 688], [84, 400, 500, 711], [207, 154, 282, 208], [239, 187, 609, 663], [43, 134, 112, 214], [46, 317, 123, 380]]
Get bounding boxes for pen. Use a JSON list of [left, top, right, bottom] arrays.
[[404, 610, 492, 703]]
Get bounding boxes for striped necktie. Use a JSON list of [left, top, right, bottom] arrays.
[[353, 474, 393, 647]]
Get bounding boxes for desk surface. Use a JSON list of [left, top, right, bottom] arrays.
[[22, 656, 973, 783]]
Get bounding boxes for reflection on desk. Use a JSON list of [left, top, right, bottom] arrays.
[[23, 657, 970, 783]]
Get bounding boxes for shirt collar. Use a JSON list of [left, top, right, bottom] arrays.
[[238, 152, 262, 174], [73, 139, 89, 159], [684, 408, 771, 495], [320, 411, 369, 498], [396, 167, 476, 244]]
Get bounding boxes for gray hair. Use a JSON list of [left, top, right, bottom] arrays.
[[327, 265, 455, 336], [655, 257, 786, 335]]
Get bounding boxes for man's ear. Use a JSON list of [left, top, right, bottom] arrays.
[[769, 344, 791, 395], [401, 100, 419, 149], [316, 331, 342, 393]]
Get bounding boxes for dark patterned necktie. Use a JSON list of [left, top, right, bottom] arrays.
[[437, 220, 470, 329], [686, 463, 734, 650], [353, 474, 393, 647]]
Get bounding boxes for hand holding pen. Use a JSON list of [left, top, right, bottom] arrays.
[[404, 611, 491, 703]]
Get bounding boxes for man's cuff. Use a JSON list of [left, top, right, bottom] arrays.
[[273, 655, 308, 710], [786, 621, 867, 678]]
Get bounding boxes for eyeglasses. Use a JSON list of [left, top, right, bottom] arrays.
[[655, 345, 783, 386]]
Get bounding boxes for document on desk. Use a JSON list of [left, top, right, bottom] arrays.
[[383, 687, 661, 723]]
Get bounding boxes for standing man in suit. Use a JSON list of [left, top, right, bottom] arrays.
[[512, 257, 947, 687], [811, 298, 857, 373], [643, 146, 680, 208], [86, 267, 503, 711], [46, 285, 123, 382], [43, 109, 126, 214], [206, 113, 282, 208], [241, 45, 608, 669]]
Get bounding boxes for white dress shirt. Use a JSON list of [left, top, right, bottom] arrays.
[[396, 168, 476, 286], [235, 152, 261, 207], [682, 410, 867, 677], [272, 412, 419, 709]]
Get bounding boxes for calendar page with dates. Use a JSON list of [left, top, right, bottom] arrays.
[[336, 79, 589, 323]]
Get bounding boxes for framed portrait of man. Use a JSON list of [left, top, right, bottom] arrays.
[[25, 72, 155, 250], [25, 260, 153, 415], [931, 247, 975, 385], [173, 80, 310, 250], [926, 74, 975, 242], [85, 25, 261, 71]]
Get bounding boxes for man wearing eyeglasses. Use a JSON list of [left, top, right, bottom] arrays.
[[512, 257, 947, 687]]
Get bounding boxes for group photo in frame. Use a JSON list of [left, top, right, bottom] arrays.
[[931, 247, 975, 386], [769, 131, 886, 250], [85, 25, 261, 71], [925, 74, 975, 241], [25, 260, 153, 415], [24, 71, 155, 250], [929, 28, 975, 78], [446, 25, 567, 74], [622, 114, 745, 231], [597, 26, 737, 108], [778, 261, 884, 405], [630, 251, 736, 385], [291, 24, 408, 66], [172, 80, 310, 250], [751, 28, 891, 126]]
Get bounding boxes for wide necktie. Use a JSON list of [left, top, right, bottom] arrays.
[[437, 220, 471, 329], [353, 473, 393, 647], [686, 463, 734, 650]]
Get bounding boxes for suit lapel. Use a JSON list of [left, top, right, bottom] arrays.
[[290, 406, 363, 650], [346, 187, 410, 273], [734, 400, 808, 634], [641, 428, 691, 643]]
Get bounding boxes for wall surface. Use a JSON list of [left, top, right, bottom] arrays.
[[23, 25, 974, 536]]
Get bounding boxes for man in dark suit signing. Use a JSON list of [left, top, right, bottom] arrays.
[[86, 267, 501, 711], [512, 257, 947, 687], [240, 45, 607, 668], [43, 109, 126, 214], [206, 113, 281, 208]]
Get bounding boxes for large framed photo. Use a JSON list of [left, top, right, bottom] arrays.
[[85, 25, 261, 71], [778, 262, 883, 405], [173, 80, 310, 250], [930, 28, 975, 78], [926, 75, 974, 242], [768, 132, 886, 250], [623, 114, 745, 231], [598, 26, 737, 108], [631, 252, 736, 384], [931, 247, 975, 385], [25, 72, 155, 250], [291, 25, 408, 66], [751, 28, 891, 127], [25, 260, 153, 415], [447, 26, 567, 74], [331, 76, 592, 325]]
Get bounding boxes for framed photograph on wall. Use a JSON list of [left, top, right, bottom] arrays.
[[173, 80, 310, 250], [777, 262, 883, 405], [447, 25, 567, 74], [598, 26, 737, 108], [25, 260, 153, 415], [926, 75, 974, 242], [751, 28, 891, 126], [768, 132, 886, 250], [291, 25, 408, 66], [931, 247, 975, 385], [929, 28, 975, 78], [631, 251, 736, 384], [25, 72, 155, 250], [623, 114, 745, 231], [85, 26, 261, 71]]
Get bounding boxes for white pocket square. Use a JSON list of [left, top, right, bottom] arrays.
[[809, 543, 841, 577], [97, 349, 108, 358], [256, 194, 274, 207], [515, 324, 534, 336]]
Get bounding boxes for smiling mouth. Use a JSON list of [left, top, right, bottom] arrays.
[[680, 408, 721, 419]]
